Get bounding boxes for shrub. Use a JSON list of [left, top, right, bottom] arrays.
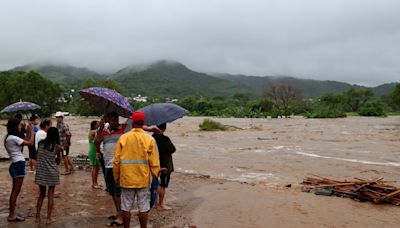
[[199, 119, 228, 131], [358, 100, 386, 117]]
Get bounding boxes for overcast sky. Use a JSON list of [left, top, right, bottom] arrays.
[[1, 0, 399, 86]]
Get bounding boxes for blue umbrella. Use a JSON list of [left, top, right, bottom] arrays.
[[0, 101, 41, 113], [138, 103, 188, 126], [79, 87, 134, 118]]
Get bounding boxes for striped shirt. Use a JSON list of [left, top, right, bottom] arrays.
[[100, 124, 129, 168]]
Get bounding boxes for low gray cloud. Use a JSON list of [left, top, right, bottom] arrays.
[[0, 0, 399, 85]]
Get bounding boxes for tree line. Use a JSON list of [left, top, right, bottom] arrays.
[[1, 71, 399, 118]]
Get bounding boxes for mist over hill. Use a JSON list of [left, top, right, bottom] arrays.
[[12, 63, 102, 85], [7, 60, 398, 98]]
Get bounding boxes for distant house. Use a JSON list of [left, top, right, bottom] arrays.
[[129, 94, 148, 102]]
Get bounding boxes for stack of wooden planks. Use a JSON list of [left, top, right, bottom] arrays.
[[301, 175, 400, 205]]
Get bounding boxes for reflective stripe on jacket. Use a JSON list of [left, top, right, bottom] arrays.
[[113, 128, 160, 188]]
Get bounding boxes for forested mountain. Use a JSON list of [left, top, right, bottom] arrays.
[[7, 60, 398, 98]]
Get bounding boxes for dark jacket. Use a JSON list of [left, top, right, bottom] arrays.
[[152, 133, 175, 174]]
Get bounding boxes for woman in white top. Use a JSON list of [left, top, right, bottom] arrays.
[[4, 117, 34, 222]]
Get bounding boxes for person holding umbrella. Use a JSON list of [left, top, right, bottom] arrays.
[[4, 117, 35, 222], [152, 123, 176, 210]]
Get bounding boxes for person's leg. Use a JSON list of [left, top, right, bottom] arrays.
[[36, 185, 46, 223], [91, 165, 100, 188], [32, 159, 36, 171], [112, 196, 123, 223], [157, 173, 171, 210], [105, 168, 123, 224], [67, 156, 74, 171], [9, 177, 24, 220], [122, 210, 131, 228], [157, 187, 166, 206], [62, 156, 70, 174], [138, 212, 148, 228], [137, 188, 151, 228], [29, 159, 34, 171], [46, 186, 55, 224]]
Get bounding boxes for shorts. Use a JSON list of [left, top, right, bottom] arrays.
[[160, 172, 171, 188], [9, 161, 26, 178], [121, 188, 150, 212], [105, 168, 121, 196], [62, 147, 69, 156], [28, 146, 37, 160]]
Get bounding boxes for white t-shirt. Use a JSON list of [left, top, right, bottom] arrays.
[[5, 135, 25, 163], [35, 130, 47, 150]]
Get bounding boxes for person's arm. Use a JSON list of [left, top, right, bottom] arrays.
[[166, 137, 176, 154], [143, 125, 162, 134], [94, 131, 103, 159], [148, 139, 160, 178], [22, 124, 34, 146], [64, 124, 72, 148], [113, 139, 122, 186]]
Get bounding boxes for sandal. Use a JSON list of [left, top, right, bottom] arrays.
[[107, 221, 123, 227], [8, 216, 25, 222]]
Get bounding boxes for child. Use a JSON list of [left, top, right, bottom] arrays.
[[88, 120, 101, 189], [35, 127, 62, 225], [152, 123, 176, 210]]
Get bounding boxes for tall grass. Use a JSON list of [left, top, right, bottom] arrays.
[[199, 119, 228, 131]]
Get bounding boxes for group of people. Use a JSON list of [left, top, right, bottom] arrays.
[[4, 111, 72, 224], [4, 110, 176, 228]]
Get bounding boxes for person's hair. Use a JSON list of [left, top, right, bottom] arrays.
[[14, 113, 22, 122], [106, 111, 119, 121], [157, 123, 167, 130], [90, 120, 98, 130], [40, 118, 51, 129], [4, 118, 20, 147], [30, 115, 39, 122], [40, 127, 59, 151]]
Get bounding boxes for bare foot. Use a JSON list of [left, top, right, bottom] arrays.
[[54, 191, 62, 197], [35, 216, 40, 224], [156, 204, 172, 210], [92, 185, 102, 189], [46, 218, 56, 225]]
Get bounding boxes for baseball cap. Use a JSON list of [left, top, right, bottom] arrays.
[[131, 111, 146, 124]]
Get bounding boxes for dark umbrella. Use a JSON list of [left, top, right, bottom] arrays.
[[138, 103, 188, 126], [79, 87, 134, 118], [0, 101, 41, 113]]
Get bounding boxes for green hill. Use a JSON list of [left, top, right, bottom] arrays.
[[214, 74, 361, 98], [8, 60, 397, 98], [112, 60, 250, 97], [372, 83, 398, 96]]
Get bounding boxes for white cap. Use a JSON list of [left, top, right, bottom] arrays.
[[55, 111, 64, 117]]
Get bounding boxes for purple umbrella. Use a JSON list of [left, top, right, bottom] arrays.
[[138, 103, 188, 126], [79, 87, 134, 118], [0, 101, 41, 113]]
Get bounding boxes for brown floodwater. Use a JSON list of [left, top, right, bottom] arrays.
[[0, 116, 399, 227]]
